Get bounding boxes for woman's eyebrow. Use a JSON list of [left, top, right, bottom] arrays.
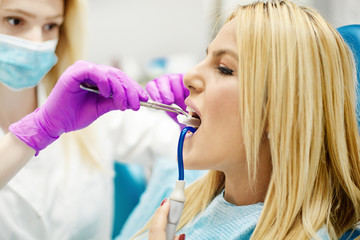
[[206, 47, 238, 60], [4, 8, 63, 21], [4, 8, 36, 18], [45, 15, 64, 21]]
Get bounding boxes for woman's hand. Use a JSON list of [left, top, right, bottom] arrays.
[[148, 199, 186, 240], [145, 73, 189, 128], [9, 60, 149, 155]]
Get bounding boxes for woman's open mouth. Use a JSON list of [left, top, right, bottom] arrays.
[[188, 110, 201, 129], [176, 106, 201, 129]]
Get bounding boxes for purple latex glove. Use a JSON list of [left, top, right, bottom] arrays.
[[9, 60, 149, 155], [145, 73, 189, 128]]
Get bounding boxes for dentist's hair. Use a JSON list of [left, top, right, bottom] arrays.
[[42, 0, 102, 169], [43, 0, 87, 95], [135, 1, 360, 239]]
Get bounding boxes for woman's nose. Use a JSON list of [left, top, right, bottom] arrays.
[[183, 62, 205, 93], [23, 26, 44, 42]]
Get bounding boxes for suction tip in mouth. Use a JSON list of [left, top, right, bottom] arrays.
[[177, 114, 201, 128]]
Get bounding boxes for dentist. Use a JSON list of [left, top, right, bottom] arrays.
[[0, 0, 179, 239]]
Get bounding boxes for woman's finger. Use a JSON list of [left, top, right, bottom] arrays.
[[148, 199, 170, 240], [174, 233, 186, 240]]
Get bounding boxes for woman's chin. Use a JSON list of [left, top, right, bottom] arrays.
[[183, 154, 195, 169], [183, 155, 206, 170]]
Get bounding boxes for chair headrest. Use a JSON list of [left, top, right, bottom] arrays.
[[337, 25, 360, 82], [337, 25, 360, 126]]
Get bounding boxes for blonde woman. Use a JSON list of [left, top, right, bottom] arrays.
[[139, 1, 360, 239], [0, 0, 179, 239]]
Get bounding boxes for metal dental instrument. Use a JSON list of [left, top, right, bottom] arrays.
[[79, 83, 191, 117]]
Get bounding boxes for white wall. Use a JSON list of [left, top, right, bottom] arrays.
[[313, 0, 360, 27], [85, 0, 359, 82], [86, 0, 214, 82]]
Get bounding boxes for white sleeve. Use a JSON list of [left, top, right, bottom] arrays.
[[96, 108, 180, 170]]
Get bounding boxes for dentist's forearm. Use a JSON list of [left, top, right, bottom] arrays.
[[0, 132, 35, 189]]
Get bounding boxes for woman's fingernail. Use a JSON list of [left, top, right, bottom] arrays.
[[179, 234, 186, 240], [160, 198, 167, 206]]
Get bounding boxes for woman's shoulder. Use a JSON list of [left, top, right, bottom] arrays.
[[178, 192, 263, 240], [315, 228, 330, 240]]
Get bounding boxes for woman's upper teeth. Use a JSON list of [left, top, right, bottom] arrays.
[[186, 106, 200, 119]]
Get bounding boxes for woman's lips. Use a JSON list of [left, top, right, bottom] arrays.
[[185, 129, 195, 138], [185, 98, 201, 120]]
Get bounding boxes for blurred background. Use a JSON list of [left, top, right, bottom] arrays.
[[86, 0, 360, 84]]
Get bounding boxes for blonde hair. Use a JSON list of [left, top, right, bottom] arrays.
[[42, 0, 87, 94], [135, 1, 360, 239], [42, 0, 102, 169]]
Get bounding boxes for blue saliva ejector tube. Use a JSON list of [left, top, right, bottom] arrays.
[[166, 126, 196, 240]]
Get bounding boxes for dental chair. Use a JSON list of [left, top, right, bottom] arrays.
[[111, 24, 360, 239], [338, 24, 360, 128], [337, 24, 360, 240], [112, 162, 146, 238]]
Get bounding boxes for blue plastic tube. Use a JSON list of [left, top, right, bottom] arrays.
[[177, 126, 197, 181]]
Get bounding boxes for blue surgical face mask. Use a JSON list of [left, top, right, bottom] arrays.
[[0, 33, 58, 91]]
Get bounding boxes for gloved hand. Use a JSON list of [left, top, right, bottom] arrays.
[[9, 60, 149, 156], [145, 73, 189, 128]]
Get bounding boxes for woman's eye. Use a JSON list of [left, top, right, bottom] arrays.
[[5, 17, 22, 26], [44, 23, 59, 31], [217, 66, 234, 76]]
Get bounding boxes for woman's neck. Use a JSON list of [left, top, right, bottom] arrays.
[[0, 84, 37, 131], [223, 140, 272, 206]]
